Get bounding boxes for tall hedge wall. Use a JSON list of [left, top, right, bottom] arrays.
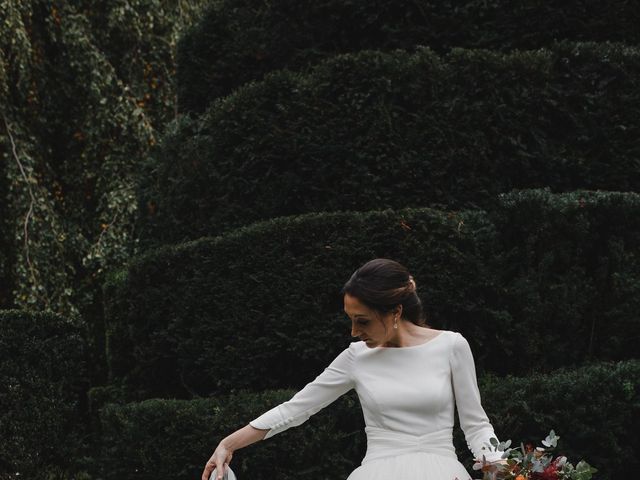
[[107, 190, 640, 401], [177, 0, 640, 112], [94, 360, 639, 480], [139, 43, 640, 247], [0, 309, 91, 479], [109, 206, 490, 400]]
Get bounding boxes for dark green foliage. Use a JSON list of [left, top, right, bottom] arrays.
[[491, 189, 640, 373], [95, 389, 364, 480], [106, 192, 640, 401], [0, 309, 91, 478], [71, 0, 207, 128], [107, 207, 494, 400], [177, 0, 640, 112], [140, 43, 640, 248], [0, 0, 205, 325], [94, 360, 639, 480], [475, 359, 640, 480], [0, 5, 207, 443], [0, 160, 12, 308]]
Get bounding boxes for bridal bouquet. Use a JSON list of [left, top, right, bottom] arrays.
[[472, 430, 597, 480]]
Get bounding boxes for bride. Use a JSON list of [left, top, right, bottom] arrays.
[[201, 258, 507, 480]]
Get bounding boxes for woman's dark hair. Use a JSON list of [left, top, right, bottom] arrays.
[[340, 258, 428, 327]]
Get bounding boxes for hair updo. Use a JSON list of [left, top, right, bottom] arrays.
[[340, 258, 428, 327]]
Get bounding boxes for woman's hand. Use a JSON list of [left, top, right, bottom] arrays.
[[200, 424, 268, 479], [201, 442, 233, 480]]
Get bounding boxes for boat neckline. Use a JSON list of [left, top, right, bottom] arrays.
[[374, 330, 447, 350]]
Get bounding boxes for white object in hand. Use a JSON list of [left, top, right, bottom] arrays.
[[209, 465, 237, 480]]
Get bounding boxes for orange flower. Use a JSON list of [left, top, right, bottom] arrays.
[[515, 476, 526, 480]]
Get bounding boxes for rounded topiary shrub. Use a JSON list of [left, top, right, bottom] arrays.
[[108, 206, 498, 400], [178, 0, 640, 112], [109, 193, 640, 401], [140, 43, 640, 247]]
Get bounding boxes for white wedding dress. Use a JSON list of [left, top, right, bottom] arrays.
[[250, 330, 503, 479]]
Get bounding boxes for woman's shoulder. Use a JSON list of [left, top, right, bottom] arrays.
[[348, 340, 369, 352], [436, 329, 465, 340]]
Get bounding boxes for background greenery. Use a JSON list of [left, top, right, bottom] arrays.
[[177, 0, 640, 113], [139, 42, 640, 247], [106, 192, 639, 402], [0, 309, 90, 478], [1, 0, 638, 479]]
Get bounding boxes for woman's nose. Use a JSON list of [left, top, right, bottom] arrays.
[[351, 323, 359, 337]]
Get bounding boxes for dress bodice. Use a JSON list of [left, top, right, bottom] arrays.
[[249, 330, 503, 464], [354, 332, 453, 434]]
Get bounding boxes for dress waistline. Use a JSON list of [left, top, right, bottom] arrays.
[[362, 426, 457, 464]]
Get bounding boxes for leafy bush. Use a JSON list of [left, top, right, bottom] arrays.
[[0, 309, 91, 478], [108, 192, 640, 400], [140, 43, 640, 247], [177, 0, 640, 112], [95, 390, 364, 480], [490, 189, 640, 370], [108, 206, 495, 400]]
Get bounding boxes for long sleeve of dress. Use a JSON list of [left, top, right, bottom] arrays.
[[449, 332, 503, 463], [249, 342, 356, 440]]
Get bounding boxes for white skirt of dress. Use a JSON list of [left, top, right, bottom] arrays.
[[346, 451, 474, 480]]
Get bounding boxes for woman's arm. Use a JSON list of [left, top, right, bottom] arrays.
[[248, 342, 356, 438], [450, 332, 504, 464], [201, 342, 357, 479], [201, 424, 269, 480]]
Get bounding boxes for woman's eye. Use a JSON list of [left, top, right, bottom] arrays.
[[358, 320, 369, 326]]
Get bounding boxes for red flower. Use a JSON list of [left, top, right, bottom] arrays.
[[531, 462, 559, 480]]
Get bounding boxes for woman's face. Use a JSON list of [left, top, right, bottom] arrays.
[[343, 293, 395, 348]]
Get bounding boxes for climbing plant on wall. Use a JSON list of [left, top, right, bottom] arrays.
[[0, 0, 205, 321]]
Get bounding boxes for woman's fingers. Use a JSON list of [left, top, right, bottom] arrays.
[[200, 463, 221, 480], [201, 445, 233, 480], [201, 460, 215, 480]]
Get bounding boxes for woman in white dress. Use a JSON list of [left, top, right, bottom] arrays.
[[201, 258, 507, 480]]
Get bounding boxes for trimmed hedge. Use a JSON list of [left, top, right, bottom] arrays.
[[0, 309, 91, 478], [140, 43, 640, 247], [177, 0, 640, 112], [490, 189, 640, 370], [108, 206, 492, 400], [93, 360, 639, 480], [95, 390, 363, 480], [107, 191, 640, 401], [476, 359, 639, 479]]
